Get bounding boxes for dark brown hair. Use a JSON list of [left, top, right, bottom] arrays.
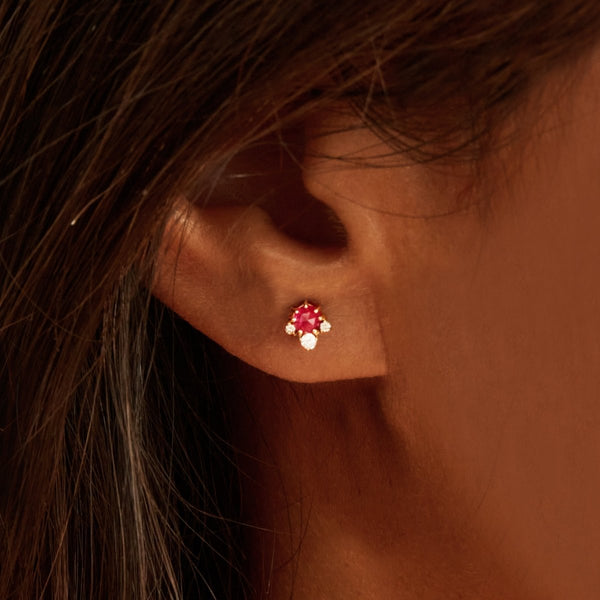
[[1, 1, 599, 597]]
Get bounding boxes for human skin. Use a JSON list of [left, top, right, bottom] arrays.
[[155, 47, 600, 598]]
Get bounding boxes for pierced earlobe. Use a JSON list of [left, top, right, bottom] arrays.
[[285, 300, 332, 351]]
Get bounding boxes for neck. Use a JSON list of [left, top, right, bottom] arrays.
[[230, 366, 523, 600]]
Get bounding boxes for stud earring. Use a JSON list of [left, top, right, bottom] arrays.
[[285, 300, 331, 351]]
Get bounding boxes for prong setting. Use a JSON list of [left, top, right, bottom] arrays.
[[285, 300, 332, 350]]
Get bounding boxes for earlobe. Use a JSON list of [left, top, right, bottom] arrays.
[[152, 199, 387, 382]]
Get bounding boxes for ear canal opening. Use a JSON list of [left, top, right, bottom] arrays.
[[260, 191, 348, 249]]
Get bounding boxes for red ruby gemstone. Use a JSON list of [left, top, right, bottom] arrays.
[[293, 303, 320, 334]]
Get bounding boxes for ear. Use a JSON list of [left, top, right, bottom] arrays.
[[152, 131, 387, 383]]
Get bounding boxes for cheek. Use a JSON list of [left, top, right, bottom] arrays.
[[370, 130, 600, 594], [370, 90, 600, 451]]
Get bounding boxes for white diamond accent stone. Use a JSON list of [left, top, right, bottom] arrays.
[[299, 332, 317, 350], [285, 322, 296, 335], [319, 319, 331, 333]]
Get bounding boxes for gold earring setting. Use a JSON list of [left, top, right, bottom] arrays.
[[285, 300, 331, 350]]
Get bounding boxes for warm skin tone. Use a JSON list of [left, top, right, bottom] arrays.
[[154, 47, 600, 599]]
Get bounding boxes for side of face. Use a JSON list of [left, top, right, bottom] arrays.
[[154, 46, 600, 597], [316, 53, 600, 597]]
